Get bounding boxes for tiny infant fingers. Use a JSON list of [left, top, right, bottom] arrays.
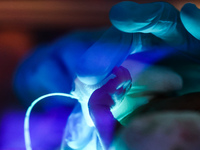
[[112, 66, 132, 83], [100, 66, 131, 94], [89, 66, 132, 108], [88, 88, 114, 107], [112, 66, 132, 90]]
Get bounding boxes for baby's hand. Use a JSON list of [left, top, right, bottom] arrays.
[[89, 66, 132, 108], [88, 66, 131, 149]]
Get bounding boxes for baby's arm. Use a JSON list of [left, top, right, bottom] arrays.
[[88, 66, 131, 149]]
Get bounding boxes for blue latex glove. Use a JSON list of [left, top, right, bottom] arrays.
[[14, 2, 200, 106], [14, 30, 105, 107], [181, 3, 200, 40], [76, 1, 200, 87]]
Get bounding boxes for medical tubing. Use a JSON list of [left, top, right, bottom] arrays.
[[24, 93, 78, 150]]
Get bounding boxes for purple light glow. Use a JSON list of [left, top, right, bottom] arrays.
[[1, 106, 73, 150]]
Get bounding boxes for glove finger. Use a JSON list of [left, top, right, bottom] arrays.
[[181, 3, 200, 40], [109, 1, 187, 45], [76, 27, 132, 85]]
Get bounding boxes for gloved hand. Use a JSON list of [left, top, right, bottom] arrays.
[[13, 30, 105, 107], [14, 2, 200, 106], [76, 1, 200, 86]]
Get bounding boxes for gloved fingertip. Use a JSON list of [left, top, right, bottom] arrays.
[[180, 3, 200, 40], [109, 1, 163, 33], [109, 1, 139, 33]]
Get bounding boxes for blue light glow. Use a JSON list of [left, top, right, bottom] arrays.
[[24, 93, 78, 150]]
